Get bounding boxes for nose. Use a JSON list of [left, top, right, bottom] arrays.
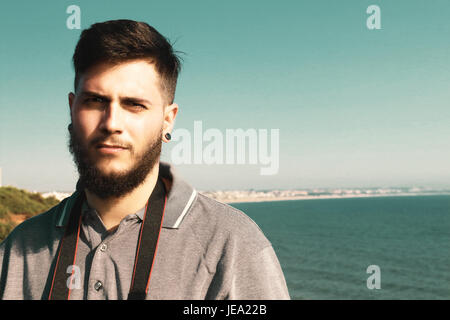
[[99, 101, 124, 134]]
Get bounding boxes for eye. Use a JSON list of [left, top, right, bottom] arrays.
[[125, 101, 147, 110], [84, 97, 104, 104]]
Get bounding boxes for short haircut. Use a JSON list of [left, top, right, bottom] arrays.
[[72, 19, 182, 105]]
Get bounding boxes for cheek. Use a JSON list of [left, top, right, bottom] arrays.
[[130, 115, 164, 143], [73, 110, 100, 140]]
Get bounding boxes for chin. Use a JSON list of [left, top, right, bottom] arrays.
[[95, 163, 130, 176]]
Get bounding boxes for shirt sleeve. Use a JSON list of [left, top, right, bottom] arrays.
[[226, 245, 290, 300], [0, 235, 11, 298]]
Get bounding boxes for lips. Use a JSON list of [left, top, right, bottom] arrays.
[[97, 143, 127, 149], [96, 143, 128, 154]]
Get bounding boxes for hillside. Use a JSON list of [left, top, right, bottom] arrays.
[[0, 186, 60, 242]]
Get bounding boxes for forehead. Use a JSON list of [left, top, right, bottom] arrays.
[[78, 60, 163, 105]]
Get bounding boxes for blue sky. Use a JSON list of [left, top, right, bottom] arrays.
[[0, 0, 449, 192]]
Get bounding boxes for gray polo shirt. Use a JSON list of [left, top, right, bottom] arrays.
[[0, 162, 290, 300]]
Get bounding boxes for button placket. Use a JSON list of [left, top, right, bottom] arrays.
[[86, 242, 108, 298], [100, 217, 132, 245], [99, 243, 108, 252], [94, 280, 103, 291]]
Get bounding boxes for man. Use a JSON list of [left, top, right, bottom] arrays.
[[0, 20, 290, 300]]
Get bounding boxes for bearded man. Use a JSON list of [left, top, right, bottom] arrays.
[[0, 19, 289, 300]]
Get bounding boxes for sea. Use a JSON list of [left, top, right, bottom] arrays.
[[231, 195, 450, 300]]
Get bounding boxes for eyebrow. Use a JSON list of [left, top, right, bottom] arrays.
[[79, 90, 153, 106]]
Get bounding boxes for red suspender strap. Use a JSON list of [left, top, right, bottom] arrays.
[[48, 177, 167, 300]]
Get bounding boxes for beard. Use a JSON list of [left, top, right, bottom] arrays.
[[68, 124, 162, 199]]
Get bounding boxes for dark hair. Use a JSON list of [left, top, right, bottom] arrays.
[[72, 19, 182, 104]]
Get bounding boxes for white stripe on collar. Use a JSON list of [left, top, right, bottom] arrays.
[[172, 189, 197, 229], [56, 191, 79, 227], [56, 189, 198, 229]]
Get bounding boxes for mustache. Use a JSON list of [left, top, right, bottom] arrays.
[[90, 135, 131, 149], [68, 123, 131, 150]]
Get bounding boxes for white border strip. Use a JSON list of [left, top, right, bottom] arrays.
[[172, 189, 197, 228], [56, 201, 70, 227]]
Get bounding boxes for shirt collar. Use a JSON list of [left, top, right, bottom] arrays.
[[56, 162, 197, 229]]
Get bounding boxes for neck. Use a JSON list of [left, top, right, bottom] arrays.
[[84, 164, 160, 231]]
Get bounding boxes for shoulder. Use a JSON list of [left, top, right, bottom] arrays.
[[183, 193, 290, 299], [184, 192, 271, 252], [0, 198, 66, 254]]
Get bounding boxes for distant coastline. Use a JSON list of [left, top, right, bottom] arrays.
[[219, 192, 450, 204], [39, 187, 450, 204], [200, 187, 450, 204]]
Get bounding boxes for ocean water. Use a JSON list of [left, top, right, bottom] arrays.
[[231, 195, 450, 300]]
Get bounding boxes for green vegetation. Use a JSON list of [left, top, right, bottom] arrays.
[[0, 217, 16, 243], [0, 186, 60, 242]]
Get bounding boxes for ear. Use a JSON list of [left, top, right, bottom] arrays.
[[163, 103, 178, 143], [68, 92, 75, 112]]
